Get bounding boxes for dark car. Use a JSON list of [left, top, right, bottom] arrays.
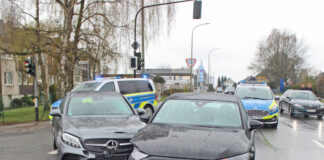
[[129, 93, 262, 160], [224, 86, 235, 95], [50, 91, 146, 160], [279, 89, 324, 118], [216, 87, 223, 93]]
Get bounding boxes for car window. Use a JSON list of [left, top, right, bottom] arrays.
[[236, 87, 273, 100], [100, 82, 115, 92], [118, 80, 153, 94], [72, 82, 102, 92], [153, 100, 242, 129], [67, 95, 133, 116]]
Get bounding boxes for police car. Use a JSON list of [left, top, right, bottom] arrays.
[[235, 81, 279, 128], [49, 77, 158, 120]]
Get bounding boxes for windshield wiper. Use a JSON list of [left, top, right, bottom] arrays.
[[242, 96, 268, 100]]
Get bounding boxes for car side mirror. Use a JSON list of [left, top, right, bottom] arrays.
[[286, 96, 291, 101], [249, 120, 263, 131], [275, 96, 280, 100], [50, 109, 61, 117], [139, 114, 150, 123], [137, 108, 145, 116]]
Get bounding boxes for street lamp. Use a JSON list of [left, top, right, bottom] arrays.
[[190, 22, 210, 91], [208, 48, 220, 89]]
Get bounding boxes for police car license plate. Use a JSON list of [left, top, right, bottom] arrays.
[[307, 109, 316, 113]]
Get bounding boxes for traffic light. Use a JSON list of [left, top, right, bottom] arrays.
[[193, 0, 202, 19], [24, 58, 35, 76], [130, 56, 137, 69], [135, 52, 144, 70]]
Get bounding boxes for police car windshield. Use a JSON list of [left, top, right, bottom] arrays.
[[236, 87, 273, 100], [72, 82, 101, 92]]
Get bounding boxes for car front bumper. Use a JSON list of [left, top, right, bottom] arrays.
[[57, 136, 130, 160], [293, 107, 324, 115], [249, 113, 278, 125]]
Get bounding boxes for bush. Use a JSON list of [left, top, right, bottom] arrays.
[[162, 88, 190, 97], [21, 95, 34, 106], [11, 98, 23, 108]]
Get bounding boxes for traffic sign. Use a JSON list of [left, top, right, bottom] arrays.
[[131, 41, 140, 50], [185, 58, 197, 68]]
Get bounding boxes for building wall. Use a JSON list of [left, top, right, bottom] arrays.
[[1, 55, 21, 108]]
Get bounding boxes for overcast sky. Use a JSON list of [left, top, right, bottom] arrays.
[[145, 0, 324, 83]]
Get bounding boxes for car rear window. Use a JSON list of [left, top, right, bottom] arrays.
[[72, 82, 102, 92], [118, 80, 153, 94]]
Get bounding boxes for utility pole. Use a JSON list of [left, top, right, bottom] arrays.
[[141, 0, 145, 73], [33, 56, 38, 121]]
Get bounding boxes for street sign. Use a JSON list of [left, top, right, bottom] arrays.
[[199, 64, 204, 82], [185, 58, 197, 68]]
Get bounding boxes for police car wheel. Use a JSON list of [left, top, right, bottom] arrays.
[[144, 106, 153, 117]]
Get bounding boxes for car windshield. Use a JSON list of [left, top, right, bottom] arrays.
[[292, 92, 317, 101], [72, 82, 102, 92], [236, 86, 273, 100], [153, 100, 242, 129], [67, 95, 133, 116]]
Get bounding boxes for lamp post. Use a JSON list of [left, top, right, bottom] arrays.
[[190, 23, 210, 91], [208, 48, 220, 89]]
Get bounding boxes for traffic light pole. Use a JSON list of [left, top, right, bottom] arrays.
[[132, 0, 194, 78], [33, 56, 38, 122]]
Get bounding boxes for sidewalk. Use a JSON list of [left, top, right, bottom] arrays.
[[0, 121, 51, 134]]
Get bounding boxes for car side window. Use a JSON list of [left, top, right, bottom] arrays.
[[59, 96, 67, 114], [100, 82, 116, 92], [118, 81, 137, 94], [135, 81, 153, 92]]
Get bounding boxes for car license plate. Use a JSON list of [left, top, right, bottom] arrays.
[[307, 109, 316, 113]]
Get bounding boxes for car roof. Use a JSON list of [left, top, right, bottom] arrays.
[[84, 78, 151, 83], [237, 84, 270, 88], [290, 90, 314, 93], [167, 93, 240, 102], [69, 91, 122, 96]]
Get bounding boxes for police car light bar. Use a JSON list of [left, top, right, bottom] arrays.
[[240, 80, 266, 84]]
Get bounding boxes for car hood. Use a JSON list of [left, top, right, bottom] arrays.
[[131, 123, 250, 159], [63, 115, 146, 139], [291, 99, 322, 107], [241, 99, 274, 110]]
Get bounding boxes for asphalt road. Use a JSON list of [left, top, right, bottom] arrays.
[[0, 113, 323, 160]]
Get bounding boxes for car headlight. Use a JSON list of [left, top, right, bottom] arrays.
[[62, 133, 82, 148], [130, 147, 149, 160], [269, 105, 278, 112], [222, 153, 251, 160]]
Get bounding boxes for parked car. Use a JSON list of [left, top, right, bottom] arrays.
[[50, 91, 146, 160], [216, 87, 223, 93], [279, 89, 324, 118], [49, 78, 158, 120], [235, 81, 279, 128], [224, 86, 235, 94], [129, 93, 262, 160]]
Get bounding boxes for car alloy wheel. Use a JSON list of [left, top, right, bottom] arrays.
[[144, 106, 153, 117]]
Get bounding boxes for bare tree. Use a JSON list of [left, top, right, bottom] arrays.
[[249, 29, 308, 87]]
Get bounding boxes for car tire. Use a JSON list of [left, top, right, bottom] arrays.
[[288, 105, 294, 117], [279, 102, 284, 113], [144, 105, 154, 117], [318, 115, 323, 119], [53, 134, 57, 149], [271, 121, 278, 128]]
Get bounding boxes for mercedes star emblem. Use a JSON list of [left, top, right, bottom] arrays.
[[106, 140, 118, 151]]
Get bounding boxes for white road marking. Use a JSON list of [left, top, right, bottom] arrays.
[[47, 150, 58, 155], [313, 139, 324, 149]]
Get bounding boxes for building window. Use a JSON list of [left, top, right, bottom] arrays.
[[4, 72, 13, 85]]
